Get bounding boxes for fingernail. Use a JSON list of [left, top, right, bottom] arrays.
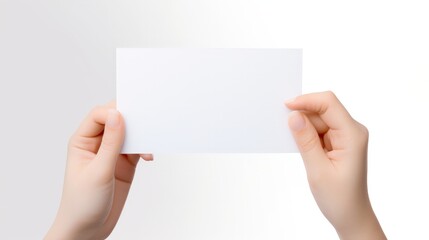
[[106, 109, 120, 128], [284, 97, 296, 105], [288, 111, 306, 131]]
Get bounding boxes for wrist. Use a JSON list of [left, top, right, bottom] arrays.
[[336, 207, 386, 240], [45, 220, 78, 240], [45, 215, 97, 240]]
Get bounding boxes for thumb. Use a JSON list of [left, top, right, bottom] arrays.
[[95, 109, 125, 176], [288, 111, 328, 172]]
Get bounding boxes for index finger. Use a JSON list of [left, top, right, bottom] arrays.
[[75, 101, 116, 138], [285, 91, 354, 130]]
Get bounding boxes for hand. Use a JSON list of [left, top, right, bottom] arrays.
[[45, 102, 153, 240], [285, 91, 386, 240]]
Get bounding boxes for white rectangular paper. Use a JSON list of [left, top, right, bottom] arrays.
[[117, 48, 302, 153]]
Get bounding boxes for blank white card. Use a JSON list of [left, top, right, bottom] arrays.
[[117, 48, 302, 153]]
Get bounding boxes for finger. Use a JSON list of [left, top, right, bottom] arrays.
[[115, 155, 140, 182], [285, 91, 354, 130], [288, 111, 329, 172], [74, 106, 108, 138], [306, 112, 329, 134], [322, 131, 333, 151], [94, 109, 125, 176], [140, 153, 154, 161], [105, 100, 116, 108], [74, 102, 117, 138], [124, 154, 141, 167]]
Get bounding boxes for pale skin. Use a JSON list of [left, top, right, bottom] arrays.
[[45, 103, 153, 240], [286, 91, 386, 240], [45, 91, 386, 239]]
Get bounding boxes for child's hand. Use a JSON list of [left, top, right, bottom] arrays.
[[45, 102, 152, 240], [286, 91, 386, 240]]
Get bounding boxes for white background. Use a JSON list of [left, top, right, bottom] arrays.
[[0, 0, 428, 239]]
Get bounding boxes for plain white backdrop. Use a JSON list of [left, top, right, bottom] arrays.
[[0, 0, 428, 239]]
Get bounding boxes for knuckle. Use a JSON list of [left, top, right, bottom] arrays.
[[349, 121, 369, 147], [315, 91, 337, 115], [67, 137, 74, 150], [90, 105, 104, 116], [325, 91, 341, 107], [67, 133, 78, 149], [105, 100, 116, 108], [355, 121, 369, 139], [324, 90, 337, 100], [360, 124, 369, 138]]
